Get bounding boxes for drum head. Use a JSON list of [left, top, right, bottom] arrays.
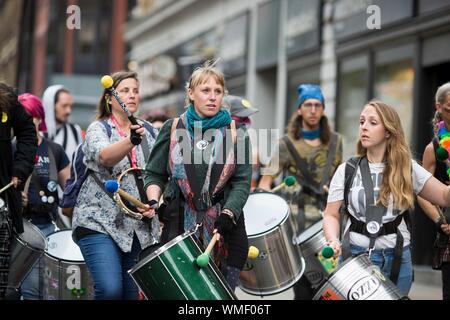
[[297, 219, 323, 244], [243, 192, 289, 236], [19, 219, 47, 251], [45, 230, 84, 262], [0, 197, 5, 209]]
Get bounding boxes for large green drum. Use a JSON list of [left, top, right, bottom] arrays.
[[128, 230, 237, 300]]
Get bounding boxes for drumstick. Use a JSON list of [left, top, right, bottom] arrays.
[[270, 176, 296, 193], [0, 182, 14, 194], [104, 180, 147, 209], [196, 231, 220, 268]]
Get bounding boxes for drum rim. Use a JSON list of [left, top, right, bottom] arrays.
[[246, 212, 290, 238], [16, 219, 48, 251], [129, 230, 196, 274], [44, 229, 85, 262], [295, 219, 323, 245], [245, 192, 290, 237]]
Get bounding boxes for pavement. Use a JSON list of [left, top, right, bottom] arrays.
[[235, 264, 443, 300]]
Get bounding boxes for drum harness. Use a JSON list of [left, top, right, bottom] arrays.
[[341, 156, 412, 284], [282, 133, 338, 230]]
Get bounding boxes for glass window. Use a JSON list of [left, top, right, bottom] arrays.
[[374, 45, 414, 144], [337, 55, 369, 159]]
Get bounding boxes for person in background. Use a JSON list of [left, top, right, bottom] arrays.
[[71, 71, 159, 300], [258, 84, 342, 299], [417, 82, 450, 300], [18, 93, 70, 300], [223, 95, 260, 191], [0, 82, 37, 299]]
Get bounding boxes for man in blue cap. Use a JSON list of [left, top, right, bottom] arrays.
[[259, 83, 343, 300]]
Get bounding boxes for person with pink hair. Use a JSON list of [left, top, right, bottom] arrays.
[[15, 93, 70, 300]]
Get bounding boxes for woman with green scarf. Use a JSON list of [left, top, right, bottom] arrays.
[[142, 62, 252, 291]]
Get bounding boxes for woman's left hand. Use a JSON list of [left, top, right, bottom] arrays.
[[137, 204, 156, 218]]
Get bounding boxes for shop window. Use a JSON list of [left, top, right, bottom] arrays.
[[337, 55, 368, 159], [374, 45, 414, 144]]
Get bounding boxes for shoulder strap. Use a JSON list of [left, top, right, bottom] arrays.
[[359, 156, 387, 249], [62, 124, 68, 151], [343, 156, 360, 209], [319, 132, 339, 192], [281, 135, 316, 190], [69, 123, 80, 145], [47, 141, 59, 183], [209, 120, 237, 196]]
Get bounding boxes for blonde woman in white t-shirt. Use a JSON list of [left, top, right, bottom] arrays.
[[323, 100, 450, 296]]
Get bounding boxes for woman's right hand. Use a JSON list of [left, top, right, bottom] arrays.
[[327, 238, 342, 258]]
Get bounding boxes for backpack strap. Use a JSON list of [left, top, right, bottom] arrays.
[[282, 135, 320, 194], [341, 156, 361, 260], [69, 123, 80, 145], [319, 132, 339, 192]]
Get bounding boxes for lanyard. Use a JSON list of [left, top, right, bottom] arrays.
[[111, 115, 138, 168]]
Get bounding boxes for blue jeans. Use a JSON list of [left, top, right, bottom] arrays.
[[350, 244, 413, 297], [77, 233, 141, 300], [21, 222, 56, 300]]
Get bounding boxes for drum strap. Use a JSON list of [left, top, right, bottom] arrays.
[[359, 156, 387, 250], [343, 156, 404, 284], [282, 133, 338, 198]]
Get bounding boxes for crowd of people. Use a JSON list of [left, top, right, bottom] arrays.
[[1, 61, 450, 300]]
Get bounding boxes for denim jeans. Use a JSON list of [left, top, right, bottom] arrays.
[[350, 244, 413, 297], [77, 233, 141, 300], [21, 222, 56, 300]]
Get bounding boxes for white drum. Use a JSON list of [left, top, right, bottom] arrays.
[[239, 192, 305, 295], [42, 230, 94, 300]]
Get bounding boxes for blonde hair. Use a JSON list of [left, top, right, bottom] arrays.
[[184, 60, 227, 106], [357, 101, 414, 210], [432, 82, 450, 135]]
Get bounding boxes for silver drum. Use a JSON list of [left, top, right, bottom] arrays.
[[313, 254, 404, 300], [239, 192, 305, 296], [293, 219, 336, 289], [8, 218, 47, 289], [43, 230, 94, 300]]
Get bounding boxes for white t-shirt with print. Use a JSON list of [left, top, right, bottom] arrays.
[[327, 160, 432, 249]]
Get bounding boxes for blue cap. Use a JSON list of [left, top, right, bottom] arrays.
[[296, 84, 324, 108]]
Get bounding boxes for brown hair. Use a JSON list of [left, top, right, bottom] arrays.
[[357, 100, 414, 210], [0, 82, 18, 114], [96, 71, 139, 120], [287, 112, 331, 144]]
